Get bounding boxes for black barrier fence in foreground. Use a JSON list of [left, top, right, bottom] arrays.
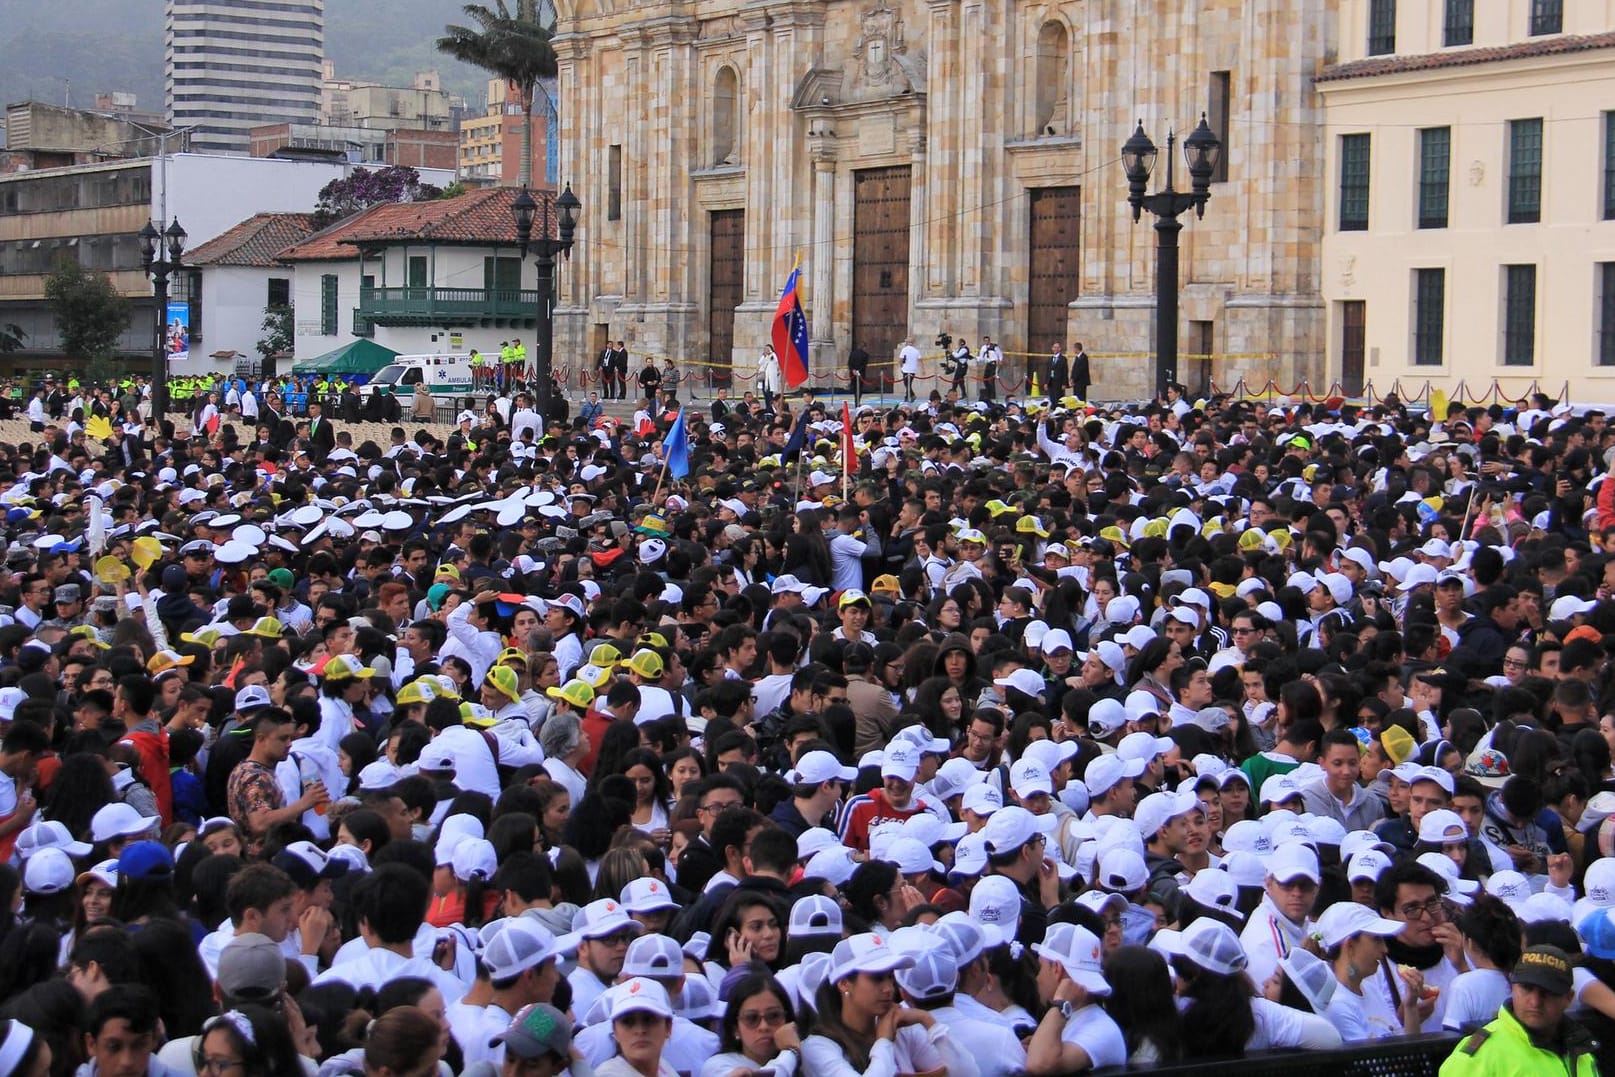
[[1085, 1033, 1461, 1077]]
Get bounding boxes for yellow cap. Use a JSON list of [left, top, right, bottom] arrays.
[[619, 649, 665, 680], [321, 654, 375, 681], [396, 679, 437, 706], [497, 647, 529, 668], [589, 643, 623, 668], [1015, 515, 1050, 538], [245, 616, 284, 639], [483, 665, 520, 704], [545, 680, 595, 710]]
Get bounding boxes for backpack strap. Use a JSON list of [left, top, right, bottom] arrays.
[[477, 729, 500, 765]]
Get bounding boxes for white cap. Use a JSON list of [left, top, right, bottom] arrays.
[[1009, 759, 1053, 799], [1417, 808, 1468, 846], [1094, 847, 1148, 894], [968, 876, 1024, 937], [803, 847, 858, 886], [880, 744, 920, 782], [481, 919, 557, 980], [980, 805, 1057, 856], [1485, 870, 1533, 908], [788, 895, 844, 938], [826, 933, 915, 985], [1084, 754, 1145, 798], [1347, 850, 1393, 883], [1041, 629, 1074, 654], [607, 978, 673, 1020], [788, 750, 858, 786], [1314, 901, 1405, 949], [620, 878, 679, 914], [1155, 917, 1248, 976], [90, 803, 158, 843], [1117, 731, 1173, 765], [555, 898, 643, 952], [621, 933, 686, 979], [1267, 843, 1321, 885], [1031, 922, 1110, 995], [1182, 867, 1244, 921]]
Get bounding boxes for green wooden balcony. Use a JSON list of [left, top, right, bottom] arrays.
[[356, 286, 541, 327]]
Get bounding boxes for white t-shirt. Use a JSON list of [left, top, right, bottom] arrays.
[[1245, 997, 1343, 1050], [1061, 1004, 1127, 1069], [1324, 988, 1373, 1043], [1442, 967, 1511, 1031]]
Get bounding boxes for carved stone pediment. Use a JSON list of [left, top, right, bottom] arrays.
[[791, 67, 847, 110]]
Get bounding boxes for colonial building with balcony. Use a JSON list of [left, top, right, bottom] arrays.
[[275, 186, 557, 362]]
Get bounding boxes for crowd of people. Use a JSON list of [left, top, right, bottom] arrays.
[[0, 369, 1606, 1077]]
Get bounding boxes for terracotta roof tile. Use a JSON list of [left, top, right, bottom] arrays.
[[275, 187, 558, 262], [1316, 31, 1615, 84], [186, 212, 316, 268]]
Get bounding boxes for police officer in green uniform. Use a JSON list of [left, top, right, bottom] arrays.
[[1441, 945, 1598, 1077]]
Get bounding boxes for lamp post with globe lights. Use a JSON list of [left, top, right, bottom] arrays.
[[512, 184, 581, 423], [1122, 115, 1221, 399], [138, 218, 187, 418]]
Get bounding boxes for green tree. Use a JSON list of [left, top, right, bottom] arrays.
[[257, 304, 294, 361], [44, 256, 128, 363], [0, 323, 24, 353], [437, 1, 557, 187]]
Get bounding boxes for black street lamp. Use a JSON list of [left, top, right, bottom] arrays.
[[138, 217, 187, 419], [1123, 114, 1221, 398], [512, 183, 581, 423]]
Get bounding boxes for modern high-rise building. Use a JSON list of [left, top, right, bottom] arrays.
[[165, 0, 325, 156]]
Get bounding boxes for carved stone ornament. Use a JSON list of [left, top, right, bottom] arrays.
[[853, 5, 921, 94]]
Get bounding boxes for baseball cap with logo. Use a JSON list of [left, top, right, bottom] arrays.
[[491, 1003, 572, 1062], [1086, 699, 1129, 739], [273, 841, 349, 890], [827, 933, 915, 985], [1032, 922, 1111, 995], [1347, 850, 1393, 883], [321, 654, 374, 681], [968, 876, 1023, 937], [1009, 759, 1053, 799], [880, 744, 920, 782], [556, 899, 642, 953], [607, 978, 674, 1021], [1510, 945, 1575, 995], [620, 878, 679, 914]]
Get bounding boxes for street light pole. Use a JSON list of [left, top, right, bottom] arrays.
[[512, 184, 581, 425], [139, 218, 187, 420], [1123, 115, 1221, 399]]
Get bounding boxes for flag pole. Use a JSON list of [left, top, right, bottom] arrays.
[[650, 454, 671, 505]]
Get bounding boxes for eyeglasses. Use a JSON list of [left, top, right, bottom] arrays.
[[1397, 898, 1448, 921], [739, 1009, 788, 1029], [699, 800, 742, 815], [596, 931, 638, 947], [617, 1011, 664, 1029], [192, 1056, 245, 1076]]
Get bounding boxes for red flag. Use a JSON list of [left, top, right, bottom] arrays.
[[772, 254, 811, 388], [842, 400, 855, 485]]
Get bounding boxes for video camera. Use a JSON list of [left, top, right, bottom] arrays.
[[935, 333, 953, 351]]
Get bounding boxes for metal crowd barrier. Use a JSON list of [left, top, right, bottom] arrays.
[[1085, 1033, 1460, 1077]]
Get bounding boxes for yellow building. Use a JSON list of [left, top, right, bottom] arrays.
[[459, 80, 509, 181], [1319, 1, 1615, 403], [550, 0, 1339, 397]]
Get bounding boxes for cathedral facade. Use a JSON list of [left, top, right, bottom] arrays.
[[549, 0, 1336, 398]]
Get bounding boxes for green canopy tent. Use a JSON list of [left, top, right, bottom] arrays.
[[291, 339, 399, 377]]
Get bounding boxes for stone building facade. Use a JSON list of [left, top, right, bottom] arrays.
[[550, 0, 1336, 398]]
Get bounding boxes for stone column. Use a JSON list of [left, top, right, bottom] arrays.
[[811, 152, 836, 346]]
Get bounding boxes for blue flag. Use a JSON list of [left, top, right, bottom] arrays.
[[663, 407, 690, 478], [781, 409, 808, 462]]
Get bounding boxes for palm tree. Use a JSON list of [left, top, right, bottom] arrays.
[[0, 323, 25, 354], [438, 1, 558, 188]]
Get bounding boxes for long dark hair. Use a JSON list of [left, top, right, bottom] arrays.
[[1102, 945, 1182, 1063], [133, 917, 216, 1038], [812, 978, 876, 1071], [1171, 958, 1256, 1059]]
